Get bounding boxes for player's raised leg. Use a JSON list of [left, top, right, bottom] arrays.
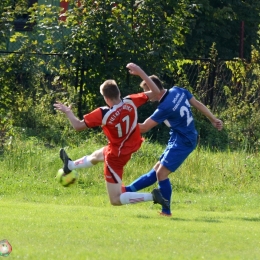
[[59, 147, 104, 173]]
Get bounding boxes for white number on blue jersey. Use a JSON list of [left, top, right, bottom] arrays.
[[180, 99, 193, 126]]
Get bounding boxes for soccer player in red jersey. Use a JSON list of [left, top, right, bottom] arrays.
[[54, 63, 169, 210]]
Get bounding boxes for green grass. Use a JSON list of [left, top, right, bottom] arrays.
[[0, 137, 260, 259], [1, 195, 260, 260]]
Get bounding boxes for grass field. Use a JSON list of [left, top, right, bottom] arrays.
[[0, 138, 260, 259], [1, 194, 260, 260]]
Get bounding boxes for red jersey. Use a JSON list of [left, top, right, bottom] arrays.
[[83, 93, 149, 156]]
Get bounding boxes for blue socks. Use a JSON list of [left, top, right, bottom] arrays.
[[158, 178, 172, 215], [125, 169, 172, 215], [125, 169, 157, 192]]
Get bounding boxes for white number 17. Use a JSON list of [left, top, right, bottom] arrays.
[[115, 115, 130, 137]]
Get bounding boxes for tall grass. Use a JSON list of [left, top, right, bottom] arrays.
[[0, 136, 259, 202]]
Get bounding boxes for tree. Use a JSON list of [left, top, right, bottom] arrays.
[[180, 0, 260, 59], [40, 0, 194, 114]]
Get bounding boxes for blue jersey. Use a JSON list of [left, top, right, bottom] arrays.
[[150, 87, 198, 145]]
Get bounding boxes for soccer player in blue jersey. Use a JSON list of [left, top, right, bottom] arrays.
[[55, 63, 169, 210], [123, 76, 223, 216]]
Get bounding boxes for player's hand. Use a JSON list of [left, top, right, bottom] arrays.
[[212, 119, 223, 131], [53, 101, 72, 114], [126, 63, 143, 76]]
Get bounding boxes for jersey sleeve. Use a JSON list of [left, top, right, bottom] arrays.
[[182, 88, 193, 100], [150, 108, 168, 124], [124, 93, 149, 108], [83, 108, 103, 128]]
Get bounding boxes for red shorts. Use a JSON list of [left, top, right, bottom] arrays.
[[103, 146, 132, 183]]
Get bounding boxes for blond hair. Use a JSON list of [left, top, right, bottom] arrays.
[[100, 80, 120, 100]]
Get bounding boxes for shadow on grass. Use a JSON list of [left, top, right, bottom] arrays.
[[170, 218, 222, 223], [194, 218, 222, 223], [135, 214, 189, 221], [116, 213, 260, 223], [241, 217, 260, 222], [136, 214, 153, 219]]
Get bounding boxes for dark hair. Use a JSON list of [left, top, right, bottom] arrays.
[[140, 75, 163, 91]]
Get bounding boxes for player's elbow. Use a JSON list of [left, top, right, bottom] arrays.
[[140, 128, 149, 134], [75, 127, 86, 132], [139, 123, 149, 133], [74, 126, 82, 131], [73, 124, 87, 131], [139, 119, 157, 133]]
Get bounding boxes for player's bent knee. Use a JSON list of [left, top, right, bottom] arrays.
[[90, 149, 104, 164], [153, 161, 160, 171]]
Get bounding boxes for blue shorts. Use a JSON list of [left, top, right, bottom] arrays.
[[160, 132, 197, 172]]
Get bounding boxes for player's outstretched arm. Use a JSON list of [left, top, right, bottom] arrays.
[[126, 63, 160, 97], [139, 118, 158, 133], [189, 97, 223, 131], [53, 101, 87, 131]]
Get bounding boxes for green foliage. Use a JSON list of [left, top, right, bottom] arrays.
[[0, 0, 193, 147], [221, 48, 260, 151], [50, 0, 193, 115], [1, 0, 260, 153], [181, 0, 260, 59]]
